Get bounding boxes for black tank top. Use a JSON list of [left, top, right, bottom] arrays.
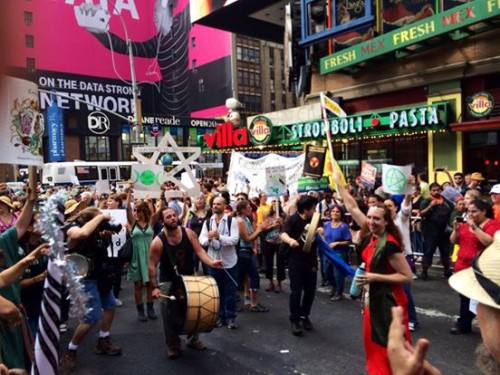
[[158, 228, 195, 282]]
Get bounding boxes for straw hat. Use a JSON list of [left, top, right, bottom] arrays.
[[449, 231, 500, 310], [470, 172, 485, 181], [0, 196, 14, 209], [64, 199, 85, 216]]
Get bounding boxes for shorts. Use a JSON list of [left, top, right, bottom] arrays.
[[82, 278, 116, 324]]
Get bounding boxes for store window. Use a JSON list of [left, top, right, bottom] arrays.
[[465, 131, 500, 183], [85, 136, 110, 161]]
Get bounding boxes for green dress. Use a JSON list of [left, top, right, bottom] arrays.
[[127, 223, 154, 282], [0, 227, 30, 370]]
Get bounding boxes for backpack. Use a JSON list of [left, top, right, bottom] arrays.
[[205, 215, 232, 236], [427, 202, 451, 229]]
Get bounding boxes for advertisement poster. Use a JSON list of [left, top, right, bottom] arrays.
[[47, 92, 65, 162], [303, 145, 326, 178], [332, 0, 375, 52], [382, 164, 412, 195], [381, 0, 435, 33], [6, 0, 232, 121], [0, 77, 44, 166], [441, 0, 472, 11], [360, 161, 377, 189], [101, 209, 128, 258]]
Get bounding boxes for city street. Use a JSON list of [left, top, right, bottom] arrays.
[[62, 266, 479, 375]]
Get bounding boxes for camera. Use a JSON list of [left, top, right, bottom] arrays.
[[99, 221, 123, 233], [456, 217, 465, 223], [435, 168, 444, 172]]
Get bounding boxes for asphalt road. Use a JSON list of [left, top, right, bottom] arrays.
[[60, 266, 480, 375]]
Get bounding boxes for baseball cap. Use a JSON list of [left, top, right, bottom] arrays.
[[490, 184, 500, 195], [449, 232, 500, 311]]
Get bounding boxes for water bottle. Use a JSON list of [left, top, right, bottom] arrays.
[[349, 262, 366, 300]]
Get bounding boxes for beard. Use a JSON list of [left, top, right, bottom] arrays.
[[476, 343, 500, 375], [163, 221, 178, 231]]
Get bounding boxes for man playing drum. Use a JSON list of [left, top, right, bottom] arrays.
[[148, 207, 223, 359]]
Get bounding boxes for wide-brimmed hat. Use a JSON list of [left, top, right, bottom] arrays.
[[470, 172, 485, 181], [0, 196, 14, 209], [64, 199, 85, 216], [449, 231, 500, 311]]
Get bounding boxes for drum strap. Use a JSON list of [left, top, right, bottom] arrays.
[[158, 231, 179, 277]]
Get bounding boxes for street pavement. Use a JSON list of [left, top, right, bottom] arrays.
[[61, 266, 480, 375]]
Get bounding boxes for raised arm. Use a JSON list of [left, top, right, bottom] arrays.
[[15, 188, 37, 239], [126, 189, 134, 226], [333, 170, 367, 228], [0, 243, 49, 288]]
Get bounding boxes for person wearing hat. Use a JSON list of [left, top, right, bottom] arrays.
[[64, 199, 87, 219], [388, 231, 500, 375], [0, 195, 17, 234], [490, 184, 500, 222], [468, 172, 485, 192]]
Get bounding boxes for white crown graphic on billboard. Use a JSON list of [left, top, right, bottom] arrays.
[[74, 3, 110, 32]]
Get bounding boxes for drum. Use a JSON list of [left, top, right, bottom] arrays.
[[167, 275, 220, 335]]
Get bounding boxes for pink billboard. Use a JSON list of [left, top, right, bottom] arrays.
[[6, 0, 232, 118]]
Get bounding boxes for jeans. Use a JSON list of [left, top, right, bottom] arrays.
[[82, 279, 116, 324], [456, 293, 475, 331], [262, 241, 286, 282], [422, 232, 451, 272], [209, 265, 239, 320], [332, 251, 349, 294], [403, 282, 418, 325], [410, 229, 423, 255], [321, 254, 336, 288], [159, 282, 199, 349], [288, 267, 317, 323]]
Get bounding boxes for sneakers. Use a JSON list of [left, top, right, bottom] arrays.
[[59, 322, 68, 334], [95, 336, 122, 356], [419, 270, 428, 281], [167, 346, 181, 359], [291, 321, 303, 336], [115, 298, 123, 307], [248, 303, 269, 312], [227, 319, 239, 329], [215, 318, 226, 328], [300, 316, 314, 331], [186, 340, 207, 351], [147, 303, 157, 320], [59, 349, 77, 375], [330, 292, 343, 301], [450, 326, 471, 335], [408, 322, 416, 332]]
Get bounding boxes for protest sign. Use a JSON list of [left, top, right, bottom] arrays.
[[382, 164, 412, 195], [265, 166, 287, 197], [101, 209, 128, 258], [360, 161, 377, 189]]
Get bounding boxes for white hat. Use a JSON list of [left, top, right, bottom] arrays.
[[449, 231, 500, 310], [489, 184, 500, 195]]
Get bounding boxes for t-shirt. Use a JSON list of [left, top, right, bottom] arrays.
[[323, 221, 351, 253], [282, 213, 318, 271]]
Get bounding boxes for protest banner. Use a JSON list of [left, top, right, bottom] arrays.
[[265, 166, 287, 197], [101, 209, 128, 258], [360, 161, 377, 189]]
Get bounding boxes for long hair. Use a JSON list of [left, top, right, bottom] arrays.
[[135, 201, 152, 223], [363, 205, 404, 250], [236, 200, 249, 216]]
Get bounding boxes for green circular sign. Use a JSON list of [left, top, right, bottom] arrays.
[[140, 170, 156, 186], [249, 116, 272, 146], [385, 168, 406, 192]]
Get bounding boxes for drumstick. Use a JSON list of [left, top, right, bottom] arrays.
[[159, 293, 177, 301]]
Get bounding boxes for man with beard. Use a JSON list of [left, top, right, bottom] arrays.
[[280, 195, 319, 336], [388, 232, 500, 375], [149, 207, 223, 359]]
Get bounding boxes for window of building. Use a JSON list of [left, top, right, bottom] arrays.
[[24, 11, 33, 26], [85, 136, 110, 161], [191, 37, 196, 48], [26, 58, 35, 72], [25, 35, 34, 48], [237, 47, 242, 61], [192, 59, 197, 72]]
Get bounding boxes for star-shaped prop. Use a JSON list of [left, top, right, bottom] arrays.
[[132, 133, 201, 198]]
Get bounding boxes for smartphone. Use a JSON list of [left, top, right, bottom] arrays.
[[456, 216, 465, 223]]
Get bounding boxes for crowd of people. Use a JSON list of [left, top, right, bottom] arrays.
[[0, 165, 499, 375]]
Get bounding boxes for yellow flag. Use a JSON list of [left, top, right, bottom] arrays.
[[323, 149, 346, 190]]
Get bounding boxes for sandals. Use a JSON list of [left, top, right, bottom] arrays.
[[249, 303, 269, 312]]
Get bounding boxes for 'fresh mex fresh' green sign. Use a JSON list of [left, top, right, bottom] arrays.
[[320, 0, 500, 74]]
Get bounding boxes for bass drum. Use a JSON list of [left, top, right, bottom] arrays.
[[167, 275, 220, 335]]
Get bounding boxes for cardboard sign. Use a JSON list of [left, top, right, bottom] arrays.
[[297, 177, 330, 193], [303, 145, 326, 178], [382, 164, 412, 195], [131, 164, 165, 199], [101, 209, 128, 258], [0, 77, 44, 166], [265, 166, 287, 197], [360, 161, 377, 189]]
